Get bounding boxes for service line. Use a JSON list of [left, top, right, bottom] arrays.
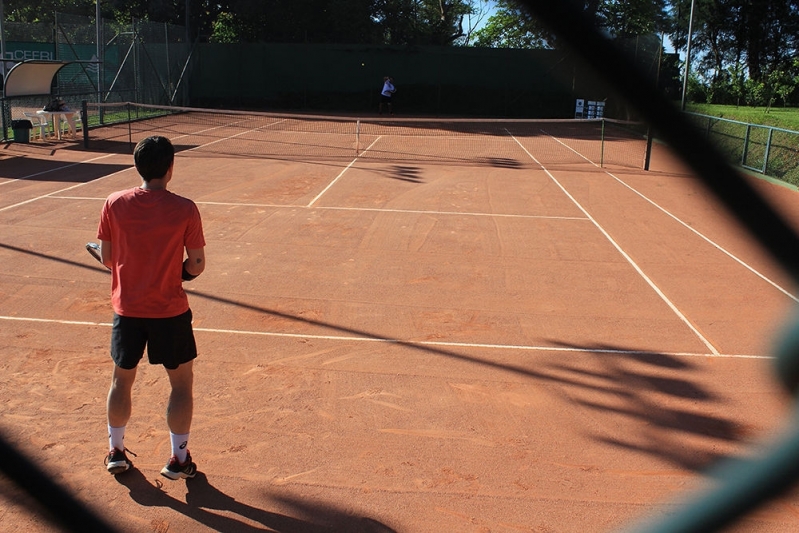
[[0, 314, 771, 360]]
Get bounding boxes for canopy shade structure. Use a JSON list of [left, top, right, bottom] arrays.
[[3, 60, 72, 98]]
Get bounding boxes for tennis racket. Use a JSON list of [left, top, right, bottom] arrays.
[[86, 242, 110, 270]]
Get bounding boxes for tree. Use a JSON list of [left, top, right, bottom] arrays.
[[472, 0, 670, 49], [217, 0, 374, 43], [12, 0, 797, 109], [599, 0, 670, 37], [472, 1, 551, 48], [671, 0, 799, 104], [208, 12, 238, 44], [765, 68, 795, 108], [460, 0, 495, 45], [372, 0, 477, 45], [420, 0, 475, 45], [2, 0, 96, 22], [107, 0, 183, 24]]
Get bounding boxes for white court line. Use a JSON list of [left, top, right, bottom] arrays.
[[180, 119, 290, 152], [0, 122, 287, 213], [306, 136, 382, 208], [0, 314, 771, 360], [39, 196, 107, 201], [303, 205, 587, 220], [547, 134, 799, 303], [508, 131, 721, 356], [28, 129, 586, 222], [607, 170, 799, 302], [46, 195, 588, 221], [3, 133, 771, 359], [129, 112, 282, 146]]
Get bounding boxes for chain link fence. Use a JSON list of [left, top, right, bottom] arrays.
[[685, 112, 799, 188], [2, 12, 190, 141]]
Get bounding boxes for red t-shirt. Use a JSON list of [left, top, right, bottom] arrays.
[[97, 187, 206, 318]]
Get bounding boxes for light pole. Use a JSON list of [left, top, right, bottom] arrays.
[[681, 0, 696, 111]]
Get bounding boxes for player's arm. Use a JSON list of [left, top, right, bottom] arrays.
[[99, 240, 113, 270], [182, 247, 205, 281]]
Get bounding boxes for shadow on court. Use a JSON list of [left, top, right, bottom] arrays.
[[186, 288, 743, 473], [386, 165, 423, 183], [478, 157, 525, 169], [0, 157, 130, 183], [1, 243, 746, 474], [116, 469, 396, 532], [0, 242, 111, 272], [544, 341, 742, 471]]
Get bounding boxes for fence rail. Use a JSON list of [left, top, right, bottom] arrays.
[[685, 111, 799, 187]]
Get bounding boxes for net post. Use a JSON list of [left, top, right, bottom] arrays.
[[600, 119, 606, 168], [355, 119, 361, 156], [645, 126, 653, 171]]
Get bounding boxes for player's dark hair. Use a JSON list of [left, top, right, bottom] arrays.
[[133, 136, 175, 181]]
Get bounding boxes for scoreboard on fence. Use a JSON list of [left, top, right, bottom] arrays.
[[575, 99, 605, 119]]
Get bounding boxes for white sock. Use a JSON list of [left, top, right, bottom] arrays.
[[108, 425, 125, 451], [170, 432, 190, 463]]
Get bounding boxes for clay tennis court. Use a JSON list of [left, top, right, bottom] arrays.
[[1, 116, 799, 532]]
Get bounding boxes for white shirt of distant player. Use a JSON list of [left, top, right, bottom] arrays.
[[381, 80, 395, 97]]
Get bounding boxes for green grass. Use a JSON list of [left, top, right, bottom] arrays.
[[686, 103, 799, 132], [684, 103, 799, 187]]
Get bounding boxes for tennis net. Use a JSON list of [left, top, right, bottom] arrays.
[[81, 101, 648, 168]]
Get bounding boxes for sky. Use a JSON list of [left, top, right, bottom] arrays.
[[472, 0, 497, 32]]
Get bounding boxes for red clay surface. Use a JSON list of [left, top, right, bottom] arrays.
[[1, 131, 799, 532]]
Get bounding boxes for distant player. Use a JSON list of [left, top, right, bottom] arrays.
[[97, 135, 206, 480], [379, 76, 396, 115]]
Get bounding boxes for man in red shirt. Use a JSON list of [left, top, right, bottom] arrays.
[[97, 136, 206, 480]]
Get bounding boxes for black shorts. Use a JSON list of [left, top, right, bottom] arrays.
[[111, 309, 197, 370], [381, 94, 392, 103]]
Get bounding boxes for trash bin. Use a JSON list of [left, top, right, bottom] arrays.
[[12, 119, 33, 143]]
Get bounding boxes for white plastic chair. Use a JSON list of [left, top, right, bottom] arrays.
[[23, 112, 49, 140], [61, 110, 79, 137], [40, 109, 79, 139]]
